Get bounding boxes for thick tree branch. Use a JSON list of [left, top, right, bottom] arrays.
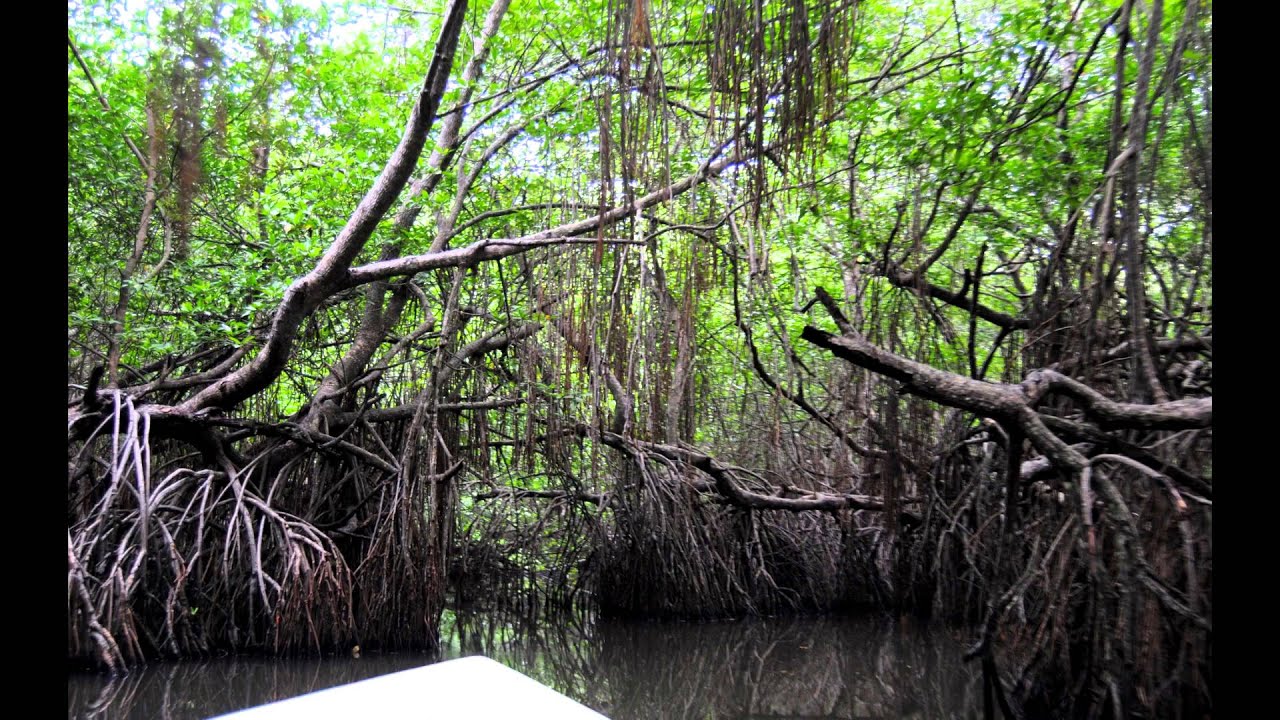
[[804, 287, 1210, 433], [588, 428, 921, 524], [884, 263, 1031, 330], [180, 0, 470, 412]]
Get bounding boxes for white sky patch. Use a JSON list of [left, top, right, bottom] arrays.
[[110, 0, 384, 51]]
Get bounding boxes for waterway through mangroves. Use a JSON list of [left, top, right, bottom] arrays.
[[68, 612, 982, 719]]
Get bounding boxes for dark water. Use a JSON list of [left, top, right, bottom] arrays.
[[68, 613, 982, 719]]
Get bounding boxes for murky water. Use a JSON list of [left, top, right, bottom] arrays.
[[68, 613, 982, 719]]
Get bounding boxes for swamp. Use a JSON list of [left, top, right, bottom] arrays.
[[68, 0, 1212, 717]]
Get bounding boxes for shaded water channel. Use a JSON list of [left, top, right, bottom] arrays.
[[68, 613, 982, 719]]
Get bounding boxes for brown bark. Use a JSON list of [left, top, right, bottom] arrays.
[[884, 264, 1031, 330], [1119, 0, 1169, 404], [180, 0, 471, 413], [590, 428, 922, 525], [801, 289, 1209, 435], [106, 107, 162, 387]]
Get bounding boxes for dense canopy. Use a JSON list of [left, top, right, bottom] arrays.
[[69, 0, 1211, 716]]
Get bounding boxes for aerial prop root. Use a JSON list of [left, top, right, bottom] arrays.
[[68, 397, 354, 669]]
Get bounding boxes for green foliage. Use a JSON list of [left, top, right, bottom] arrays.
[[70, 0, 1211, 416]]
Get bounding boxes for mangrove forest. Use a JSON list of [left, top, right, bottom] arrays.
[[67, 0, 1212, 716]]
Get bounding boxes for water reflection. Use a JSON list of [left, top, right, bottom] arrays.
[[67, 652, 436, 719], [463, 614, 983, 720], [599, 609, 977, 717], [68, 614, 980, 719]]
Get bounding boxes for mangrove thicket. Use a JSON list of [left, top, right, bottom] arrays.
[[68, 0, 1212, 716]]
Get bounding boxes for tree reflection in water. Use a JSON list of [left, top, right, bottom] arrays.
[[69, 613, 980, 719]]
